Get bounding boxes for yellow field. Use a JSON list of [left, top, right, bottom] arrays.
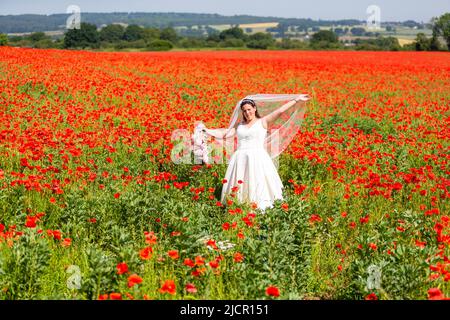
[[210, 22, 279, 32], [238, 22, 279, 28], [398, 38, 415, 46]]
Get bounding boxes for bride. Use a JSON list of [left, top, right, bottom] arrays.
[[200, 94, 310, 211]]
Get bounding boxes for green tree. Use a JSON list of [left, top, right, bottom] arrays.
[[414, 33, 431, 51], [219, 38, 246, 48], [311, 30, 339, 44], [350, 27, 365, 36], [142, 27, 161, 43], [206, 33, 221, 42], [429, 36, 442, 51], [99, 24, 125, 42], [64, 22, 99, 49], [160, 27, 178, 43], [431, 12, 450, 50], [0, 33, 8, 46], [146, 39, 173, 51], [311, 30, 338, 43], [219, 26, 248, 41], [123, 24, 144, 41], [247, 32, 275, 49], [28, 32, 47, 42]]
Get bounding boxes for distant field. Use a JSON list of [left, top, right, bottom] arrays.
[[209, 22, 279, 32], [397, 38, 415, 46]]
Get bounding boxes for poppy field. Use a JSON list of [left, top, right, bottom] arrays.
[[0, 46, 449, 300]]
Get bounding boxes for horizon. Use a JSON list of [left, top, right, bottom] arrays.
[[0, 11, 435, 23], [0, 0, 449, 23]]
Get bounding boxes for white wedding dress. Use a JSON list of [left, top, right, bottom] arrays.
[[220, 118, 284, 211]]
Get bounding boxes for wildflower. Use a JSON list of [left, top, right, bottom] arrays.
[[109, 293, 122, 300], [127, 274, 143, 288], [428, 288, 450, 300], [116, 262, 128, 275], [140, 246, 153, 260], [61, 238, 71, 247], [365, 293, 378, 300], [168, 250, 179, 260], [185, 283, 197, 293], [25, 215, 38, 228], [184, 258, 195, 268], [195, 256, 205, 266], [266, 286, 280, 297], [234, 252, 244, 263], [360, 215, 370, 224], [160, 280, 176, 295], [144, 231, 157, 245]]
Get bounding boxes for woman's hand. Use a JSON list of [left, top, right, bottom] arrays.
[[294, 94, 310, 102]]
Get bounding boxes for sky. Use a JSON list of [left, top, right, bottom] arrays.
[[0, 0, 448, 22]]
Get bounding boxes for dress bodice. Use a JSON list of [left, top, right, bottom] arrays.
[[236, 118, 267, 150]]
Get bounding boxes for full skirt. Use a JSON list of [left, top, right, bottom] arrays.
[[220, 147, 284, 211]]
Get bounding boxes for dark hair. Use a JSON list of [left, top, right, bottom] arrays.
[[240, 99, 261, 121]]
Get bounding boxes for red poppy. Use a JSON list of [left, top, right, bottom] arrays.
[[144, 231, 157, 245], [233, 252, 244, 263], [109, 293, 122, 300], [140, 246, 153, 260], [427, 288, 450, 300], [168, 250, 179, 260], [183, 258, 195, 268], [365, 293, 378, 300], [266, 286, 280, 297], [185, 283, 197, 293], [127, 274, 143, 288], [195, 256, 205, 266], [160, 280, 176, 295], [116, 262, 128, 275], [25, 215, 38, 228]]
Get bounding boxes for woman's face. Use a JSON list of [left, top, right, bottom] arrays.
[[241, 103, 256, 122]]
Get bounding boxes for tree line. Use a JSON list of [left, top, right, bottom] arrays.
[[0, 12, 419, 34], [1, 13, 448, 51]]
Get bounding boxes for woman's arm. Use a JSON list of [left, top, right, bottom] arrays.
[[262, 95, 309, 127], [204, 123, 238, 139]]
